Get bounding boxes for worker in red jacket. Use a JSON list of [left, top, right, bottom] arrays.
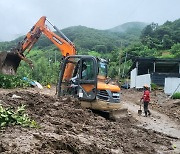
[[141, 85, 151, 117]]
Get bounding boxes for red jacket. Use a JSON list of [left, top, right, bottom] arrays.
[[142, 90, 150, 102]]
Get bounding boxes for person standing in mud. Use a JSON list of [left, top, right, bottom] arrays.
[[141, 85, 151, 117]]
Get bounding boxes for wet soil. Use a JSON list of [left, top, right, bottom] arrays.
[[121, 88, 180, 124], [121, 88, 180, 153], [0, 88, 178, 153]]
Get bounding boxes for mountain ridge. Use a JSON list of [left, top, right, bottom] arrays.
[[108, 22, 147, 32], [0, 21, 147, 42]]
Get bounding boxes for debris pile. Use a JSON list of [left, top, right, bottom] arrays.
[[0, 90, 172, 153]]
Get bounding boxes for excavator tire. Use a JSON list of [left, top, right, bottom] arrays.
[[0, 51, 21, 75]]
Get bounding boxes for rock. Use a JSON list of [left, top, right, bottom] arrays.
[[12, 94, 22, 99], [53, 101, 61, 107]]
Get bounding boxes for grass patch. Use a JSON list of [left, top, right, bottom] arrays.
[[172, 92, 180, 99], [151, 83, 158, 91]]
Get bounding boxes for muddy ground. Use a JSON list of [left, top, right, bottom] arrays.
[[122, 89, 180, 124], [0, 87, 179, 154]]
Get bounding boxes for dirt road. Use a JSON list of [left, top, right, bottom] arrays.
[[121, 88, 180, 153], [0, 87, 179, 153]]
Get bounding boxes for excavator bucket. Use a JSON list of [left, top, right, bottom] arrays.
[[0, 51, 21, 75]]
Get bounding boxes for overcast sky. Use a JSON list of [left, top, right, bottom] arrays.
[[0, 0, 179, 41]]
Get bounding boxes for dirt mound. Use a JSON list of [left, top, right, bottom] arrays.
[[150, 91, 180, 124], [0, 90, 172, 153]]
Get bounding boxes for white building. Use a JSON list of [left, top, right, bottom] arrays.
[[130, 58, 180, 94]]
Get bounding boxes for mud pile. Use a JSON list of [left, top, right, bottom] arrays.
[[152, 99, 180, 124], [0, 90, 172, 153]]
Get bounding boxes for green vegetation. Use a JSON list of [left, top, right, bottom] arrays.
[[151, 83, 158, 91], [0, 19, 179, 82], [120, 19, 180, 77], [0, 22, 146, 53], [16, 49, 60, 85], [141, 20, 180, 50], [0, 104, 38, 128], [172, 92, 180, 99], [0, 74, 29, 88]]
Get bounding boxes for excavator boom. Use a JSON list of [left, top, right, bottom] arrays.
[[0, 16, 76, 77]]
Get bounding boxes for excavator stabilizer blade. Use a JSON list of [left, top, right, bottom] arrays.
[[0, 51, 21, 75], [81, 100, 128, 120], [109, 108, 128, 120]]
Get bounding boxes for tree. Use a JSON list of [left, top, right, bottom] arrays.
[[170, 43, 180, 58]]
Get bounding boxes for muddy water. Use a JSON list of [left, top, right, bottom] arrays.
[[122, 101, 180, 153]]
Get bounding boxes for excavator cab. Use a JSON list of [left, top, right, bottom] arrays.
[[58, 55, 98, 101], [58, 55, 128, 120]]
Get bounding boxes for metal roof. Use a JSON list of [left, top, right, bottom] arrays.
[[130, 57, 180, 71]]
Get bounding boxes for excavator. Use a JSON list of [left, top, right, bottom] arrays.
[[0, 16, 127, 119]]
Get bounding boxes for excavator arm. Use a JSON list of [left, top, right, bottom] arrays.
[[19, 16, 76, 57], [0, 16, 76, 78]]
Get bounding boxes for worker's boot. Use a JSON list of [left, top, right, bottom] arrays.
[[148, 110, 151, 116], [144, 111, 147, 117]]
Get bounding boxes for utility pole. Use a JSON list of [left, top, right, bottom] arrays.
[[55, 51, 57, 63], [118, 41, 122, 80], [48, 52, 51, 66], [122, 52, 127, 78], [118, 50, 122, 80]]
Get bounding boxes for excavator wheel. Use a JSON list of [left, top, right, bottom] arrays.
[[0, 51, 21, 75]]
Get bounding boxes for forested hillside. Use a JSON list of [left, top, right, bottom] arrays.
[[124, 19, 180, 60], [0, 22, 146, 53], [0, 19, 179, 84], [108, 22, 147, 36]]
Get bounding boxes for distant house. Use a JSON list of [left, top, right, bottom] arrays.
[[130, 58, 180, 94]]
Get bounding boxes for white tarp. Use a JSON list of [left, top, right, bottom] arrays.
[[136, 74, 151, 89], [130, 68, 137, 88], [164, 78, 180, 95], [130, 68, 151, 89]]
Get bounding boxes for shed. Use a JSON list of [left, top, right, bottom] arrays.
[[130, 58, 180, 92]]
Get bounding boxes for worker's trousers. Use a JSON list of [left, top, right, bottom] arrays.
[[144, 101, 151, 116]]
